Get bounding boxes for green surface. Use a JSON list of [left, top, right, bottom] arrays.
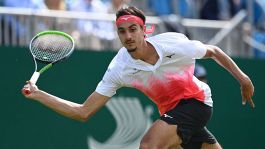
[[0, 46, 264, 149]]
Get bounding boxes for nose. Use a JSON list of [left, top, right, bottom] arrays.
[[124, 32, 132, 40]]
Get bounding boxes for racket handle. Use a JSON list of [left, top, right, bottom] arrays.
[[29, 72, 40, 84], [23, 72, 40, 95], [23, 89, 31, 95]]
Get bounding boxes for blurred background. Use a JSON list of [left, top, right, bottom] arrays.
[[1, 0, 265, 56], [0, 0, 264, 149]]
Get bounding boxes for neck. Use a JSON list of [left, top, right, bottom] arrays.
[[129, 40, 149, 59], [129, 40, 159, 65]]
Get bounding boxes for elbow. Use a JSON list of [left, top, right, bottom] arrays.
[[75, 114, 88, 122], [204, 45, 222, 59], [76, 108, 93, 122], [77, 112, 89, 122], [78, 117, 88, 123]]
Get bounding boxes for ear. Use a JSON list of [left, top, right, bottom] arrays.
[[143, 25, 146, 32], [143, 25, 147, 38]]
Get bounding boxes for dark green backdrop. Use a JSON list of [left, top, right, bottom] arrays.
[[0, 46, 264, 149]]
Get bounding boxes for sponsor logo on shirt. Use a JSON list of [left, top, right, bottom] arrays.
[[132, 68, 142, 74], [165, 53, 175, 58]]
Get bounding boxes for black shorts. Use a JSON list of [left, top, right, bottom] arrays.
[[160, 99, 216, 149]]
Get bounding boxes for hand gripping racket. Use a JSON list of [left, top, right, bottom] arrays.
[[23, 31, 75, 95]]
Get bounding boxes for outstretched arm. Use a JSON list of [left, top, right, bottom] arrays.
[[203, 45, 255, 108], [22, 81, 110, 122]]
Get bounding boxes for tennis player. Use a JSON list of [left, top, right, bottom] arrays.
[[22, 6, 255, 149]]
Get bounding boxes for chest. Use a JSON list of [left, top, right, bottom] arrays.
[[122, 57, 194, 87]]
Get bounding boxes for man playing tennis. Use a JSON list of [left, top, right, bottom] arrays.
[[22, 6, 255, 149]]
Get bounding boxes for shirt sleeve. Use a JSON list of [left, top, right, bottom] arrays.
[[95, 64, 122, 97], [173, 38, 207, 59], [185, 40, 207, 59], [158, 33, 207, 59]]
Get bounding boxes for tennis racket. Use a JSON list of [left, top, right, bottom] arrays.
[[23, 30, 75, 95]]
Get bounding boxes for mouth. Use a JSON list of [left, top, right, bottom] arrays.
[[125, 41, 135, 45]]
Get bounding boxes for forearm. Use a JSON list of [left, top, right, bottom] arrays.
[[204, 45, 255, 107], [207, 46, 249, 84], [22, 82, 110, 122], [33, 90, 86, 121]]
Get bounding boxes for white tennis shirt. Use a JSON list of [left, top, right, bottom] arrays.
[[96, 32, 212, 115]]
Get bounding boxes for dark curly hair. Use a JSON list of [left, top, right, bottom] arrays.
[[116, 6, 146, 25]]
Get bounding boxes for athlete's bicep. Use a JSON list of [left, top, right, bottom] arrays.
[[81, 91, 110, 121], [202, 45, 216, 59], [201, 44, 225, 59]]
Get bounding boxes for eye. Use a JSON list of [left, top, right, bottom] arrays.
[[118, 30, 125, 34], [130, 28, 136, 32]]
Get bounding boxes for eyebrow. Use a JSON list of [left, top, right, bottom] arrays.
[[118, 24, 138, 30]]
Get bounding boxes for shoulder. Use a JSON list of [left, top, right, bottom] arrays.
[[147, 32, 189, 50], [148, 32, 206, 58], [107, 47, 128, 71], [100, 49, 125, 85], [149, 32, 188, 41]]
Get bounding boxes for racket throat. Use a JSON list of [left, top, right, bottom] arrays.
[[39, 63, 53, 74]]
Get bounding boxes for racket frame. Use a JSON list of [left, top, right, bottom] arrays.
[[28, 30, 75, 84]]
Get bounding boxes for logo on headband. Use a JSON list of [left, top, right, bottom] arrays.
[[116, 15, 155, 35], [120, 16, 135, 21], [116, 15, 144, 26]]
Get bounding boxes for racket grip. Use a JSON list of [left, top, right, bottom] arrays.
[[23, 89, 31, 95], [29, 72, 40, 84]]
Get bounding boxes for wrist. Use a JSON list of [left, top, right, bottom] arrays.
[[238, 74, 250, 85], [29, 89, 44, 101]]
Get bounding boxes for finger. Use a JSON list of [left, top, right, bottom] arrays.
[[24, 81, 35, 89], [242, 97, 247, 105], [242, 101, 246, 105], [22, 83, 30, 95], [26, 80, 34, 85], [248, 98, 255, 108], [27, 80, 32, 85], [23, 84, 30, 90]]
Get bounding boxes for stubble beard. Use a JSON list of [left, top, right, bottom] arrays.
[[127, 47, 137, 52]]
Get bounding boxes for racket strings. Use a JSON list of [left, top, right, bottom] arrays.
[[31, 34, 73, 62]]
